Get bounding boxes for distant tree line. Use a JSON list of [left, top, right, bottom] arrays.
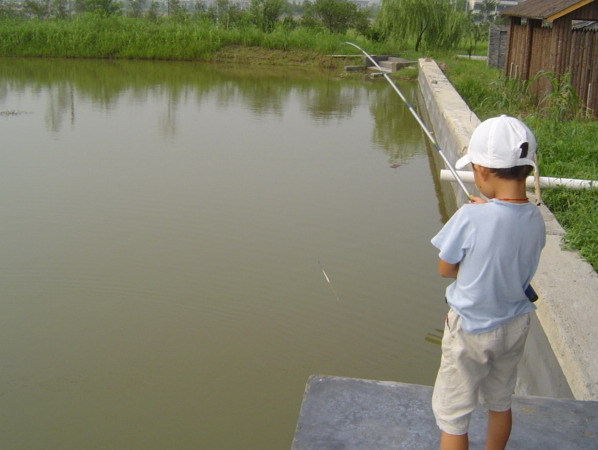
[[0, 0, 373, 33], [1, 0, 500, 51]]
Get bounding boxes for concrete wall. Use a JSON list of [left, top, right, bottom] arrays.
[[488, 25, 508, 70], [418, 58, 598, 401]]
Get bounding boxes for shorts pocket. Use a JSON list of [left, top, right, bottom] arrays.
[[445, 309, 460, 336]]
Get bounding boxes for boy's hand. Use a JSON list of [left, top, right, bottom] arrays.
[[468, 196, 486, 204]]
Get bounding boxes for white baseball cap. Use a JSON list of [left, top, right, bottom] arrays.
[[455, 115, 537, 171]]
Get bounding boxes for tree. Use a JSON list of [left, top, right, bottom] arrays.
[[479, 0, 498, 22], [168, 0, 188, 19], [250, 0, 285, 33], [464, 19, 487, 56], [75, 0, 121, 15], [208, 0, 246, 29], [23, 0, 51, 18], [146, 0, 160, 20], [194, 1, 206, 13], [303, 0, 367, 34], [51, 0, 69, 18], [127, 0, 145, 18], [377, 0, 469, 51]]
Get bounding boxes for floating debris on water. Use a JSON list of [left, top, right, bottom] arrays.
[[318, 258, 341, 301], [1, 110, 31, 116], [425, 328, 444, 346]]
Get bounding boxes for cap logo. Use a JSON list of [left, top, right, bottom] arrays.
[[520, 142, 529, 158]]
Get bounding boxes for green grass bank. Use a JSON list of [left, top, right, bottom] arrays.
[[1, 17, 596, 270], [0, 15, 398, 63]]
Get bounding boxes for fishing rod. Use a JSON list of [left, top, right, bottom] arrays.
[[344, 42, 472, 200], [345, 42, 543, 303]]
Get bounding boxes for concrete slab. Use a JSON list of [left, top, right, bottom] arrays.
[[344, 65, 365, 72], [380, 58, 416, 72], [292, 376, 598, 450], [387, 57, 416, 64], [456, 55, 488, 61], [362, 55, 390, 67]]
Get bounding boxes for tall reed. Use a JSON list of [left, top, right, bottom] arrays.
[[0, 15, 229, 59], [0, 14, 408, 60]]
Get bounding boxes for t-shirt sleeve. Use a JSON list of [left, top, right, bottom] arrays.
[[431, 207, 473, 265]]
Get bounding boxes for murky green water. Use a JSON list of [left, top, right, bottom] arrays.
[[0, 58, 452, 449]]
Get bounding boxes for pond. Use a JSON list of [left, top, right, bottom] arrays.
[[0, 58, 453, 449]]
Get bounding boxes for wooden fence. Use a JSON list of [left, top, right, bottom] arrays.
[[505, 18, 597, 117]]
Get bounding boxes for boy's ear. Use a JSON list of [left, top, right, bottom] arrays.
[[477, 166, 491, 180]]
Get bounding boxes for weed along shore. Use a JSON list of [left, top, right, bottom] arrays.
[[0, 16, 359, 66]]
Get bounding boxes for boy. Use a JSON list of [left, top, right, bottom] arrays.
[[431, 115, 546, 450]]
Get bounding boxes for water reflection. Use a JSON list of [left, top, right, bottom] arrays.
[[45, 82, 76, 131], [0, 58, 421, 163], [369, 84, 423, 163], [0, 57, 450, 449]]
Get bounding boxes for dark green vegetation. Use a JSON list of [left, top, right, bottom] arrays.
[[525, 119, 597, 271], [377, 0, 479, 52], [0, 14, 393, 62], [0, 0, 484, 59], [0, 0, 595, 270]]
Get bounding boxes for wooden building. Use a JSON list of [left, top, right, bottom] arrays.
[[501, 0, 598, 116]]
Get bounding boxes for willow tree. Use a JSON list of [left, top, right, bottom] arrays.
[[377, 0, 470, 51], [250, 0, 286, 33], [304, 0, 368, 34]]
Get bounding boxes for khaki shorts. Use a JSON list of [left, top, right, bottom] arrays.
[[432, 309, 531, 435]]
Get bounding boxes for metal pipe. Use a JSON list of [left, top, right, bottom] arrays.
[[344, 42, 472, 200], [587, 82, 592, 119], [440, 170, 597, 190]]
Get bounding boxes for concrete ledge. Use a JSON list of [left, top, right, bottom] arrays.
[[418, 58, 598, 401], [456, 54, 488, 61], [417, 58, 479, 205], [534, 226, 598, 400], [292, 376, 598, 450]]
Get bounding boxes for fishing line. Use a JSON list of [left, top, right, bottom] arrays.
[[344, 42, 472, 200]]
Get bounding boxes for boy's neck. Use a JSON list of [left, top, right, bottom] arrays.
[[488, 177, 528, 202]]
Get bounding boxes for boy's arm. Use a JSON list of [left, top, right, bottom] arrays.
[[438, 259, 459, 278]]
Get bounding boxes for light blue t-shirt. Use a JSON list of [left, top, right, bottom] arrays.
[[431, 199, 545, 334]]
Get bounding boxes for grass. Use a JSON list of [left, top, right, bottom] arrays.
[[525, 117, 598, 269], [0, 16, 224, 59], [0, 15, 401, 63], [431, 55, 523, 118]]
